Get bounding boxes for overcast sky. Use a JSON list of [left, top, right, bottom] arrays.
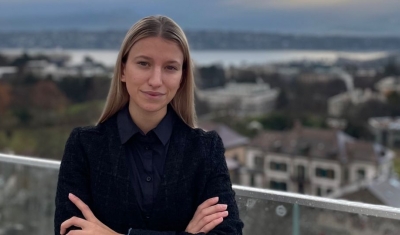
[[1, 0, 399, 35]]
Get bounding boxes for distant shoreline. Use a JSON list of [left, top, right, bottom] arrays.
[[1, 31, 400, 52], [0, 48, 389, 67]]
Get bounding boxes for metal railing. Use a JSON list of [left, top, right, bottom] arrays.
[[1, 153, 400, 235]]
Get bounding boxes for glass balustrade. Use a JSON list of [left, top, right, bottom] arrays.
[[1, 153, 400, 235]]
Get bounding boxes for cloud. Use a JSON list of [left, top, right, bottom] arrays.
[[221, 0, 400, 11], [221, 0, 348, 10]]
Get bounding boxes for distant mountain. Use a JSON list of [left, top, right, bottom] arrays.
[[1, 30, 400, 51]]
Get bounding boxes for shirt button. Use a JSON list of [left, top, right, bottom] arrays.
[[146, 215, 150, 219], [146, 176, 152, 182], [145, 146, 150, 150]]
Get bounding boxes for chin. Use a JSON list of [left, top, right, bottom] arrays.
[[140, 103, 167, 113]]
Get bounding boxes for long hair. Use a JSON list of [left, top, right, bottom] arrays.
[[97, 15, 197, 127]]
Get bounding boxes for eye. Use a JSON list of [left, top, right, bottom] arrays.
[[137, 61, 149, 67], [166, 65, 178, 71]]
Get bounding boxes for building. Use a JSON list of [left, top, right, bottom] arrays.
[[328, 89, 385, 117], [330, 178, 400, 208], [375, 76, 400, 95], [25, 58, 110, 80], [198, 121, 249, 184], [244, 123, 394, 196], [196, 81, 279, 117], [369, 116, 400, 148], [0, 66, 17, 79]]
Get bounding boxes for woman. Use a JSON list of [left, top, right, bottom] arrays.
[[54, 15, 243, 235]]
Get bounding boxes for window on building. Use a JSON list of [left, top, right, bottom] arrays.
[[326, 188, 333, 194], [315, 167, 335, 179], [270, 181, 287, 191], [254, 156, 264, 170], [270, 161, 287, 172], [250, 174, 255, 186], [357, 169, 366, 180], [297, 165, 306, 179], [316, 187, 322, 196]]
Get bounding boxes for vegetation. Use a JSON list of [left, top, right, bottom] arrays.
[[0, 53, 108, 159], [1, 52, 400, 159]]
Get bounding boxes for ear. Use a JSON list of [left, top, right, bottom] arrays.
[[121, 63, 126, 82]]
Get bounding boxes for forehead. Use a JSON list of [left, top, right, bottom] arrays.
[[128, 37, 184, 62]]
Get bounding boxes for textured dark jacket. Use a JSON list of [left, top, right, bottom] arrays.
[[54, 114, 244, 235]]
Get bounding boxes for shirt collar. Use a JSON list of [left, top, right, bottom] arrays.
[[117, 104, 175, 145]]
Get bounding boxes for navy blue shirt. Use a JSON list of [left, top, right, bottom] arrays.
[[117, 104, 176, 219]]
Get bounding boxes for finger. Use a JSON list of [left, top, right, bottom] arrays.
[[201, 204, 228, 217], [60, 216, 87, 235], [69, 193, 98, 222], [196, 197, 219, 212], [200, 217, 224, 233], [66, 230, 85, 235], [194, 197, 219, 219], [195, 210, 228, 231], [193, 203, 227, 224]]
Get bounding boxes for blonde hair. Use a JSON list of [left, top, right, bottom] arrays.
[[97, 15, 197, 128]]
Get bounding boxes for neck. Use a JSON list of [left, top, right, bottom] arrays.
[[128, 102, 167, 134]]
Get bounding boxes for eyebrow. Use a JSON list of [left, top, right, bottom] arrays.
[[134, 55, 182, 64]]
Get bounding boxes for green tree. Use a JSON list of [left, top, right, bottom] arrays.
[[197, 65, 226, 89], [276, 89, 288, 110], [258, 112, 293, 131]]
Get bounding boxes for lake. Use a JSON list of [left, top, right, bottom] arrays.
[[0, 48, 389, 67]]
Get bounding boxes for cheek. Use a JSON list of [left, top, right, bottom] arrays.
[[125, 69, 147, 86], [167, 73, 183, 90]]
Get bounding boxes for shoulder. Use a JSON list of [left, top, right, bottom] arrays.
[[186, 126, 222, 144], [67, 116, 115, 145], [70, 125, 103, 140], [188, 127, 225, 155], [191, 127, 217, 138]]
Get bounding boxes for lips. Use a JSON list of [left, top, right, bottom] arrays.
[[142, 91, 165, 96]]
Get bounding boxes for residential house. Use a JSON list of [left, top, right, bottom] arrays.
[[375, 76, 400, 96], [328, 89, 385, 117], [244, 123, 394, 196], [196, 81, 279, 117], [369, 116, 400, 148]]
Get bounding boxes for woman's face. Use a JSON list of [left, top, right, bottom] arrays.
[[122, 36, 184, 114]]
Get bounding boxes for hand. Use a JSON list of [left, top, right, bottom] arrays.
[[60, 193, 123, 235], [185, 197, 229, 234]]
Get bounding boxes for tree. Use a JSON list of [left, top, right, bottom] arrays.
[[0, 82, 11, 115], [276, 89, 288, 110], [56, 76, 91, 103], [31, 80, 69, 110], [87, 76, 111, 101], [194, 92, 210, 116], [197, 65, 226, 89], [257, 112, 293, 131], [384, 58, 400, 76], [0, 53, 9, 66]]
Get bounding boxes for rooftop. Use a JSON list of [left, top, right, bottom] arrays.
[[250, 125, 392, 163], [198, 121, 249, 149]]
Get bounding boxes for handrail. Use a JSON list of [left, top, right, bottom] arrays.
[[234, 185, 400, 220], [0, 153, 60, 169], [2, 153, 400, 220]]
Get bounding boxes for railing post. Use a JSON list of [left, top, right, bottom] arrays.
[[292, 203, 300, 235]]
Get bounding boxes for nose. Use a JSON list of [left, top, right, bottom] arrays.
[[148, 66, 162, 88]]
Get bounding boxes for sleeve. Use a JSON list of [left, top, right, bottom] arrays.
[[54, 128, 92, 235], [200, 131, 244, 235]]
